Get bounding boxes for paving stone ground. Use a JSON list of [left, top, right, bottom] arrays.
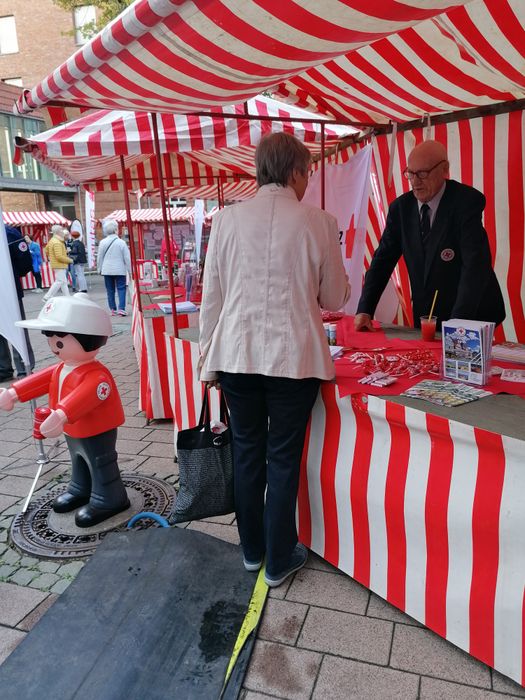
[[1, 277, 525, 699]]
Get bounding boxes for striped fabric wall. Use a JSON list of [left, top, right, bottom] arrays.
[[298, 384, 525, 686], [335, 110, 525, 341]]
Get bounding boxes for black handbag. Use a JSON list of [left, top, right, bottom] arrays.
[[169, 390, 234, 523]]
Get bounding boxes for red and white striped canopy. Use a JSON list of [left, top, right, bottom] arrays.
[[14, 1, 468, 118], [276, 0, 525, 124], [106, 207, 197, 223], [3, 210, 71, 226], [16, 96, 349, 189]]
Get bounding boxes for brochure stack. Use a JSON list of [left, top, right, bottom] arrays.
[[441, 319, 495, 386]]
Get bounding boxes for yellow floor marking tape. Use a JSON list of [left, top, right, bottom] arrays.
[[221, 567, 269, 697]]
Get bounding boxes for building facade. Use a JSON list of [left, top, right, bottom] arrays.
[[0, 2, 122, 220]]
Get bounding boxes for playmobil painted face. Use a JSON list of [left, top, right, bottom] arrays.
[[42, 331, 99, 365]]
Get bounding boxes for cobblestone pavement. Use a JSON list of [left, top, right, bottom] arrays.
[[1, 277, 525, 699]]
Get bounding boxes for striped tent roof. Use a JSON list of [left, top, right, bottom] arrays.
[[106, 207, 196, 223], [3, 210, 71, 226], [106, 206, 219, 223], [275, 0, 525, 124], [14, 1, 469, 119], [16, 96, 350, 190]]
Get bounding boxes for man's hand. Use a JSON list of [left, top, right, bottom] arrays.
[[0, 388, 17, 411], [354, 313, 374, 332], [40, 409, 67, 438], [204, 380, 220, 390]]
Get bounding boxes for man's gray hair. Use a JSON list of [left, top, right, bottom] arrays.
[[102, 219, 118, 236], [50, 224, 65, 238], [255, 132, 311, 187]]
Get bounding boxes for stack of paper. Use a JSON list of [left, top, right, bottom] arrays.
[[158, 301, 199, 315], [441, 319, 495, 386], [492, 342, 525, 364], [403, 380, 491, 406]]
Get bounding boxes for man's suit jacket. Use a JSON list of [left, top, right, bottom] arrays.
[[357, 179, 506, 326]]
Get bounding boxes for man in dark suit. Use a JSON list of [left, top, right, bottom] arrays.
[[355, 140, 505, 330]]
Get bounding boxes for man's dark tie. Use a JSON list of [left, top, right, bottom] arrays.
[[420, 203, 431, 247]]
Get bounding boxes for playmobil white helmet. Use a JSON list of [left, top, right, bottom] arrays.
[[16, 293, 112, 336]]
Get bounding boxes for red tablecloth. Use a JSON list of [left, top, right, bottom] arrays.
[[333, 316, 525, 399]]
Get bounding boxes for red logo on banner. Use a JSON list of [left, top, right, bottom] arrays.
[[345, 214, 356, 259]]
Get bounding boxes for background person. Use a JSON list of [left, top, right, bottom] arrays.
[[97, 219, 131, 316], [43, 225, 72, 302], [69, 229, 88, 292], [354, 140, 505, 331], [0, 225, 35, 380], [199, 132, 350, 588], [25, 234, 43, 292], [65, 231, 77, 293]]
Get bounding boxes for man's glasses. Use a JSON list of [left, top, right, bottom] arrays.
[[403, 160, 447, 181]]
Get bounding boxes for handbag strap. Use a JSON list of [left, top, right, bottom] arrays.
[[197, 389, 229, 430], [219, 391, 229, 426], [198, 388, 211, 430]]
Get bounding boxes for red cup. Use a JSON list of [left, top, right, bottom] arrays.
[[33, 406, 52, 439], [420, 316, 437, 342]]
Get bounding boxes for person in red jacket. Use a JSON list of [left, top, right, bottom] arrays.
[[160, 235, 179, 268], [0, 293, 130, 527]]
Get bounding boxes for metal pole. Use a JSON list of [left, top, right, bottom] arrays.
[[321, 122, 326, 210], [151, 112, 178, 337], [120, 155, 142, 313]]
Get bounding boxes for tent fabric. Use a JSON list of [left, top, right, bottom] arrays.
[[276, 0, 525, 124], [14, 1, 468, 117], [106, 207, 196, 223], [15, 97, 348, 190], [3, 211, 71, 226], [334, 110, 524, 344]]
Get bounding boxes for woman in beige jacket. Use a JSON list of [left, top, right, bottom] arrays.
[[199, 132, 350, 587], [43, 225, 72, 301]]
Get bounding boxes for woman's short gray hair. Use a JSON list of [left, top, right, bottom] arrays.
[[102, 219, 118, 236], [255, 132, 311, 187], [50, 224, 64, 238]]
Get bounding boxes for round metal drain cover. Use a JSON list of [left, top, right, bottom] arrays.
[[10, 474, 175, 560]]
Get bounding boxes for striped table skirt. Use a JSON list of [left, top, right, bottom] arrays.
[[164, 336, 525, 687]]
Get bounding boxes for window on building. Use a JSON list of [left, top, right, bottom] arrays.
[[3, 77, 23, 87], [0, 113, 57, 183], [0, 16, 19, 55], [73, 5, 96, 45]]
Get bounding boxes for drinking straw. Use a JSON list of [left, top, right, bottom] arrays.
[[428, 290, 438, 320]]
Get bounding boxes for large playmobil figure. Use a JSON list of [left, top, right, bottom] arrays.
[[0, 294, 130, 527]]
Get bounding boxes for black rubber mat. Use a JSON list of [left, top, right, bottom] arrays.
[[0, 528, 259, 700]]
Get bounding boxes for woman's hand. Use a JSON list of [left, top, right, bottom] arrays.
[[205, 380, 220, 390]]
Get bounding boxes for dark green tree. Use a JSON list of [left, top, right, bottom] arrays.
[[53, 0, 133, 41]]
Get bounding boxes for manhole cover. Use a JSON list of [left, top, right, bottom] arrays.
[[10, 474, 175, 560]]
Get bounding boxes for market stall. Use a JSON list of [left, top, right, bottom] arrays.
[[11, 0, 525, 686], [3, 210, 71, 289], [164, 320, 525, 686], [130, 283, 198, 421]]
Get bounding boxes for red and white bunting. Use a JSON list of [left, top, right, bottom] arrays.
[[298, 384, 525, 687]]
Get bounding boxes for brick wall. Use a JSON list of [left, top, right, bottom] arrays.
[[0, 0, 79, 88], [0, 191, 45, 211]]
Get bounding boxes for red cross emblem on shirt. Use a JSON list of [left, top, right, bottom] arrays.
[[96, 382, 111, 400]]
